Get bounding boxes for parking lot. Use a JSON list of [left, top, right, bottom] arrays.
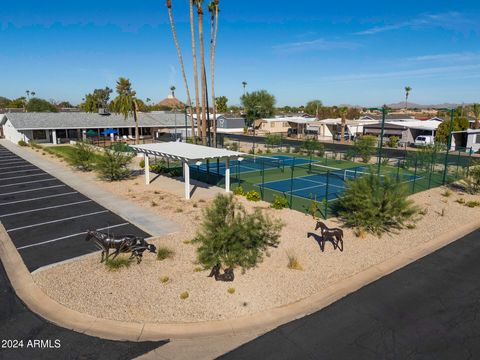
[[0, 145, 150, 271]]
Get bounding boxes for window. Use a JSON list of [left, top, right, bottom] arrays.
[[476, 134, 480, 144], [32, 130, 47, 140]]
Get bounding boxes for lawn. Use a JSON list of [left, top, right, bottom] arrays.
[[44, 145, 104, 164]]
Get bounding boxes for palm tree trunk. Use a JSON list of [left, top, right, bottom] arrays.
[[340, 116, 345, 144], [197, 5, 208, 145], [167, 3, 195, 143], [133, 99, 139, 145], [190, 0, 202, 143], [210, 4, 219, 147]]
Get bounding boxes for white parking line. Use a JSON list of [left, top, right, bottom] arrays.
[[0, 200, 93, 218], [7, 210, 109, 232], [16, 223, 130, 250], [0, 173, 48, 181], [0, 168, 40, 176], [0, 157, 21, 162], [0, 191, 78, 206], [0, 184, 66, 196], [0, 178, 56, 188], [0, 164, 35, 170]]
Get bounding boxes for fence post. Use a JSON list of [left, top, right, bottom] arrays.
[[396, 159, 401, 181], [261, 161, 265, 200], [455, 149, 461, 179], [412, 159, 418, 193], [289, 158, 295, 209], [467, 147, 473, 178], [324, 171, 330, 219]]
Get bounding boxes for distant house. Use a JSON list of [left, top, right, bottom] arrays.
[[0, 111, 191, 144], [308, 118, 379, 140], [451, 129, 480, 153], [256, 116, 315, 137], [215, 115, 245, 133], [363, 120, 440, 145]]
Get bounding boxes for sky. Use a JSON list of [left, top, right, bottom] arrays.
[[1, 0, 480, 107]]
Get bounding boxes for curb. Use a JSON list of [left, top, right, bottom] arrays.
[[1, 219, 479, 341]]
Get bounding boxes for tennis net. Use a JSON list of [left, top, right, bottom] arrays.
[[308, 164, 372, 181], [241, 155, 283, 169]]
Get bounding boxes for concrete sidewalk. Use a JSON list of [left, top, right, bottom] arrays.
[[0, 140, 178, 237]]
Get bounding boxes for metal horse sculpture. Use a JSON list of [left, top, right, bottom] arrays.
[[85, 230, 156, 264], [309, 221, 344, 252], [208, 264, 235, 282]]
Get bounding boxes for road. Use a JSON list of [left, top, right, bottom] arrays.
[[221, 229, 480, 360]]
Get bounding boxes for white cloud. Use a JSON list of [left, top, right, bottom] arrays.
[[272, 38, 360, 53]]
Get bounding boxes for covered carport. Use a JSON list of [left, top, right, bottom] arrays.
[[130, 142, 243, 200]]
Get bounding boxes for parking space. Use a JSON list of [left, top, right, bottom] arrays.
[[0, 145, 150, 271]]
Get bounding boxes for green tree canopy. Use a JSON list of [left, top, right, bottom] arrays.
[[82, 87, 112, 113], [435, 117, 469, 144], [110, 78, 136, 119], [9, 97, 27, 109], [305, 100, 322, 116], [25, 98, 58, 112], [0, 96, 11, 108], [216, 96, 228, 113], [240, 90, 276, 124]]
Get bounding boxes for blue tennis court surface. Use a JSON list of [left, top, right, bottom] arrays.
[[259, 166, 421, 202], [191, 155, 312, 176]]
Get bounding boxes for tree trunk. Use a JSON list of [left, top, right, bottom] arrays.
[[210, 6, 219, 147], [198, 7, 207, 145], [167, 6, 195, 143], [340, 116, 345, 144], [133, 99, 139, 145], [190, 0, 201, 143]]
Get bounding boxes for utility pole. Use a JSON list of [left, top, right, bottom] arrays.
[[369, 106, 388, 175], [442, 108, 455, 185]]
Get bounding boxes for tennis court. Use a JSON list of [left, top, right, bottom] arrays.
[[259, 164, 422, 202], [192, 154, 312, 176]]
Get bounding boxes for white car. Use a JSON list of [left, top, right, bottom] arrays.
[[414, 135, 434, 147]]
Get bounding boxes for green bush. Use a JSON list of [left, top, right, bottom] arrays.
[[301, 138, 323, 156], [462, 167, 480, 194], [192, 194, 283, 271], [386, 136, 400, 148], [18, 140, 28, 147], [270, 195, 289, 209], [352, 135, 376, 163], [29, 141, 42, 149], [96, 149, 134, 181], [265, 134, 282, 148], [245, 190, 260, 202], [109, 142, 133, 153], [105, 257, 131, 271], [156, 246, 174, 261], [337, 171, 418, 235], [69, 141, 95, 171], [233, 186, 245, 196]]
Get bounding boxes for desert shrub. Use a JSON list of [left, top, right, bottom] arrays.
[[386, 136, 400, 148], [265, 134, 282, 149], [466, 200, 480, 208], [180, 291, 189, 300], [256, 148, 263, 154], [270, 194, 289, 209], [233, 186, 245, 196], [455, 198, 465, 204], [245, 190, 260, 202], [69, 141, 95, 171], [292, 147, 300, 154], [337, 172, 418, 235], [286, 250, 303, 271], [285, 145, 291, 153], [139, 159, 145, 168], [105, 257, 131, 271], [30, 141, 42, 149], [227, 287, 235, 294], [156, 246, 174, 261], [168, 168, 182, 177], [96, 149, 134, 181], [18, 140, 28, 147], [352, 135, 376, 163], [160, 276, 170, 283], [228, 142, 239, 151], [109, 142, 133, 153], [441, 189, 452, 197], [192, 194, 283, 271], [302, 138, 324, 156], [462, 167, 480, 194]]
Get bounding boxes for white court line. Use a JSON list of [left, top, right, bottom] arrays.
[[0, 173, 48, 181], [0, 200, 93, 218], [0, 178, 56, 188], [0, 184, 66, 196], [0, 161, 29, 166], [0, 164, 35, 170], [0, 168, 40, 176], [0, 191, 78, 206], [16, 223, 130, 250], [290, 183, 327, 193], [7, 210, 109, 232]]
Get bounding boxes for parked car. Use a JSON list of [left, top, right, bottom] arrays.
[[333, 133, 351, 141], [414, 135, 435, 147]]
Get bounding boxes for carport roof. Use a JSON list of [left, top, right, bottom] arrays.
[[130, 142, 244, 161]]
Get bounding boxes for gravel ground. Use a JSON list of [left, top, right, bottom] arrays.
[[31, 148, 480, 323]]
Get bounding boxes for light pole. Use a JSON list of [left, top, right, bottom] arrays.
[[441, 108, 455, 185], [369, 106, 388, 175]]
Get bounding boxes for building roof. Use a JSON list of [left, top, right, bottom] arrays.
[[0, 111, 188, 130], [130, 142, 243, 161], [261, 116, 316, 124], [364, 120, 440, 131], [157, 95, 186, 109]]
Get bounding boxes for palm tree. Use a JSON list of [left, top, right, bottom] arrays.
[[111, 77, 139, 144], [195, 0, 208, 145], [339, 107, 348, 144], [242, 81, 247, 95], [166, 0, 196, 143], [472, 103, 480, 129], [208, 0, 220, 146], [404, 86, 412, 111], [190, 0, 202, 143], [170, 86, 176, 97]]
